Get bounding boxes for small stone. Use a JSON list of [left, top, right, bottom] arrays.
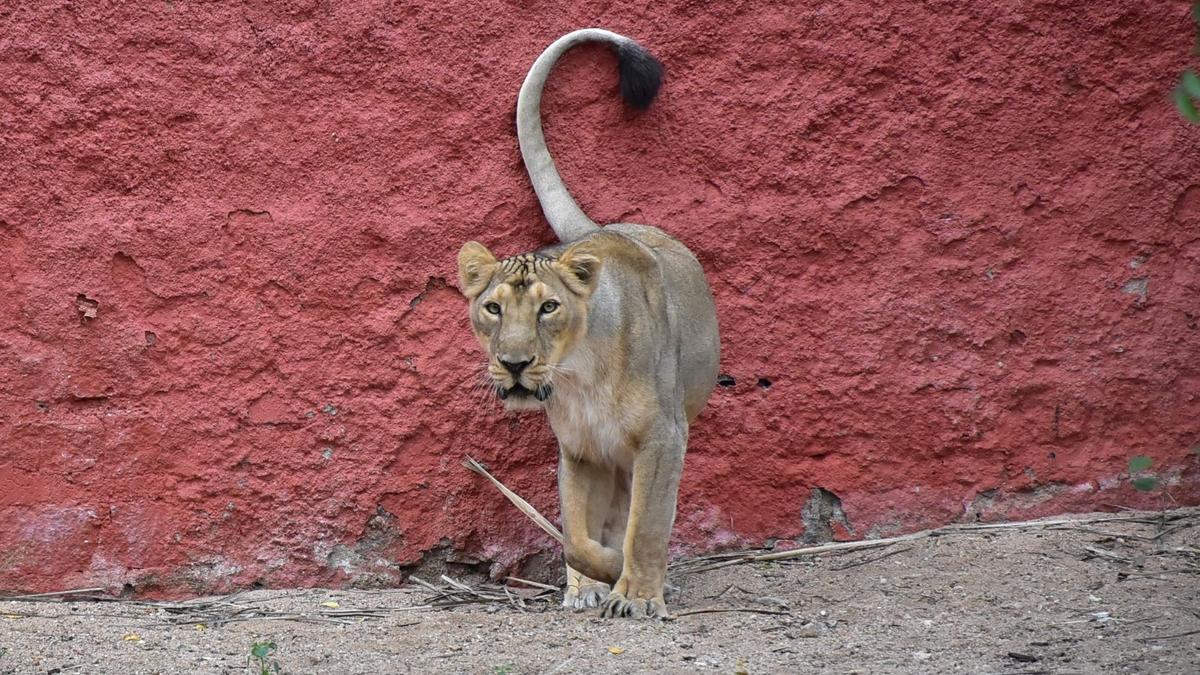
[[754, 596, 790, 610], [793, 622, 825, 638]]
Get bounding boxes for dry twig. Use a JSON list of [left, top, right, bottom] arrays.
[[670, 509, 1200, 576], [464, 456, 563, 543], [122, 590, 432, 627], [1137, 628, 1200, 643], [506, 576, 560, 591], [830, 546, 914, 571], [0, 588, 107, 602], [671, 607, 793, 618], [411, 574, 557, 610], [461, 452, 1199, 587]]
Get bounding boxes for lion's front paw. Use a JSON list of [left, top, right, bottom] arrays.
[[599, 590, 668, 619], [562, 579, 610, 611]]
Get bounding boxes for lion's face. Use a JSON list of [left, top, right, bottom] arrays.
[[457, 241, 600, 411]]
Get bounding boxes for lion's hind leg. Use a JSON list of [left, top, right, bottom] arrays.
[[562, 564, 610, 610]]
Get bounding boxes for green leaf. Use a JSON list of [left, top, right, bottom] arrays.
[[1193, 1, 1200, 24], [250, 642, 275, 659], [1128, 455, 1153, 473], [1131, 476, 1159, 492], [1183, 71, 1200, 99], [1190, 445, 1200, 455], [1175, 87, 1200, 123]]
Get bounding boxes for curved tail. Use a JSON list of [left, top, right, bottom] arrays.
[[516, 29, 663, 242]]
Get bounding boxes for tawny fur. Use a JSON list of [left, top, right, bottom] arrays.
[[456, 30, 719, 619]]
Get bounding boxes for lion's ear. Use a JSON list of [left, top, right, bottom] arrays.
[[457, 241, 497, 299], [555, 241, 602, 298]]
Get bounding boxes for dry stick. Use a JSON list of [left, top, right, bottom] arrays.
[[1137, 628, 1200, 643], [439, 575, 480, 596], [1152, 522, 1190, 540], [704, 583, 737, 600], [1083, 545, 1132, 562], [413, 573, 556, 610], [1049, 526, 1154, 541], [462, 454, 1200, 578], [755, 533, 928, 561], [672, 607, 792, 618], [506, 576, 560, 591], [0, 588, 107, 601], [503, 586, 525, 610], [677, 534, 929, 575], [679, 510, 1200, 575], [407, 576, 443, 594], [142, 611, 357, 628], [464, 456, 563, 543], [2, 589, 431, 628], [830, 545, 913, 571]]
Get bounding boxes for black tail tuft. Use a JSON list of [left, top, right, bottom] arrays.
[[616, 40, 663, 110]]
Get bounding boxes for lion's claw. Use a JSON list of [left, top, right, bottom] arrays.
[[599, 591, 668, 619], [562, 580, 610, 611]]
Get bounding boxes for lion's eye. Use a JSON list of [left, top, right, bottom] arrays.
[[540, 300, 560, 315], [484, 302, 502, 316]]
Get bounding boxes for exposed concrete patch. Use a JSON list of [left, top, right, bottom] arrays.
[[398, 540, 493, 588], [74, 294, 99, 322], [800, 488, 853, 544], [326, 506, 406, 588], [1121, 277, 1148, 305]]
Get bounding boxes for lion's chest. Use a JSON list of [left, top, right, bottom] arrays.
[[546, 386, 631, 468]]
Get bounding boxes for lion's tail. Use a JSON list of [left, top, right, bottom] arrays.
[[516, 29, 663, 243]]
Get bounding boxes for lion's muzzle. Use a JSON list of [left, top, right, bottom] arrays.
[[498, 382, 553, 402]]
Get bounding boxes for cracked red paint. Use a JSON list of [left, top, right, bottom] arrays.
[[1, 1, 1199, 596]]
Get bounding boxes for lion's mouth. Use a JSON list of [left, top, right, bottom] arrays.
[[498, 383, 552, 402]]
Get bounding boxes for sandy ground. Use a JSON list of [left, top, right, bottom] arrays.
[[1, 509, 1198, 675]]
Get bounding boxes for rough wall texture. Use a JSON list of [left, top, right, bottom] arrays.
[[2, 1, 1199, 595]]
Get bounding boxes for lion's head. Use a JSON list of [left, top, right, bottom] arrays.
[[457, 240, 600, 410]]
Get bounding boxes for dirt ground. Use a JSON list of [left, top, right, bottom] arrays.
[[2, 509, 1198, 675]]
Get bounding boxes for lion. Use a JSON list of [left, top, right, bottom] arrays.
[[456, 28, 720, 619]]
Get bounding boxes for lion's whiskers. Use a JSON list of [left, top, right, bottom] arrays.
[[469, 363, 502, 412]]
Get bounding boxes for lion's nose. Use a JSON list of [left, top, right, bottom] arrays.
[[499, 358, 533, 377]]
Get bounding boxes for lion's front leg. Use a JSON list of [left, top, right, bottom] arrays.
[[600, 424, 684, 620], [558, 450, 623, 585]]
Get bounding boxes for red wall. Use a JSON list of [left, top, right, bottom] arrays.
[[2, 1, 1199, 595]]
